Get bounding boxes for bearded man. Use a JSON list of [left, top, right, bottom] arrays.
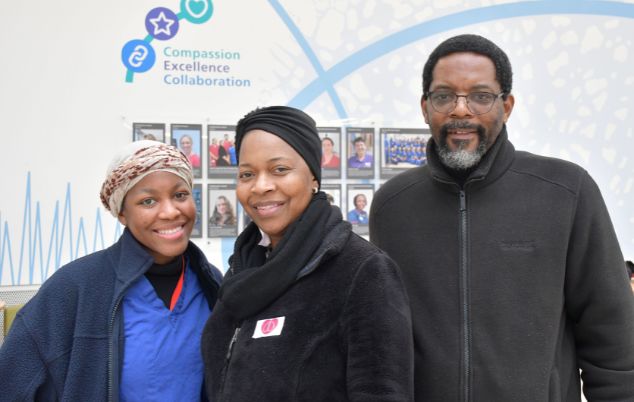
[[370, 34, 634, 402]]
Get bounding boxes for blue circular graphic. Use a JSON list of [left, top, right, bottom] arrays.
[[145, 7, 179, 40], [180, 0, 213, 24], [121, 40, 156, 73]]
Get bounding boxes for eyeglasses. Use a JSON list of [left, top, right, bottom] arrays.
[[426, 91, 505, 115]]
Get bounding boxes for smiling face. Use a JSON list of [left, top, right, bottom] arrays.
[[421, 52, 514, 169], [354, 139, 366, 158], [237, 130, 317, 247], [179, 135, 193, 155], [354, 194, 367, 210], [118, 171, 195, 264], [322, 137, 334, 156], [216, 196, 229, 215]]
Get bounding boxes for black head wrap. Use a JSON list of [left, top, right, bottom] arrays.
[[235, 106, 322, 187]]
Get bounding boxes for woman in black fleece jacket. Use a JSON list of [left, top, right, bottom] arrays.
[[201, 106, 413, 402]]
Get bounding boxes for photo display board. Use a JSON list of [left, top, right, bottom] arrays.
[[129, 123, 428, 241]]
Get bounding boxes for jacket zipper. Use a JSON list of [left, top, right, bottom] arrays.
[[107, 295, 124, 402], [459, 190, 471, 402], [219, 326, 242, 400]]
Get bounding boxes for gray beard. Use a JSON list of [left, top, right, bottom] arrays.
[[437, 140, 487, 170]]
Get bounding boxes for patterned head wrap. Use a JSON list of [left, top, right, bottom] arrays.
[[100, 140, 193, 217]]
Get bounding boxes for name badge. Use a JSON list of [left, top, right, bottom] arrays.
[[252, 316, 285, 338]]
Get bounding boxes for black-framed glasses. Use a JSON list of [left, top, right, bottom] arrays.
[[427, 91, 505, 115]]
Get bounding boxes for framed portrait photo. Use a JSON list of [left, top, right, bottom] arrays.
[[208, 183, 238, 238], [346, 184, 374, 236], [171, 124, 203, 178], [191, 183, 203, 238], [321, 184, 342, 210], [318, 127, 342, 179], [208, 124, 237, 179], [133, 122, 165, 143], [346, 127, 375, 179]]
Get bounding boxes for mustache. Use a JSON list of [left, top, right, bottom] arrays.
[[439, 121, 485, 143]]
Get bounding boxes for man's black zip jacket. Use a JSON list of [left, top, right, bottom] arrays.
[[370, 128, 634, 402]]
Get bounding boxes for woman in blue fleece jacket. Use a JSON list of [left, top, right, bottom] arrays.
[[0, 141, 223, 401]]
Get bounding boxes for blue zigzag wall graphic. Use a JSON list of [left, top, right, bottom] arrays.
[[0, 173, 122, 286]]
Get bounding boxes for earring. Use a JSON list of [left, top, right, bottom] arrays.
[[312, 187, 318, 194]]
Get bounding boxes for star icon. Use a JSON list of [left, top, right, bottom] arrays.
[[145, 7, 179, 40], [150, 11, 175, 37]]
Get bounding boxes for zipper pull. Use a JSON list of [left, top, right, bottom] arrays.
[[225, 327, 241, 362], [459, 191, 466, 212]]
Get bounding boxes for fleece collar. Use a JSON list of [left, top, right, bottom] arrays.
[[109, 228, 219, 305]]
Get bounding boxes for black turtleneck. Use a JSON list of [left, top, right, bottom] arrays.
[[144, 256, 184, 309]]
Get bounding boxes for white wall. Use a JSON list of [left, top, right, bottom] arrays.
[[1, 0, 633, 285]]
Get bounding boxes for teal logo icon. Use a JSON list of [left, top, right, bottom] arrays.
[[123, 0, 214, 82], [181, 0, 213, 24]]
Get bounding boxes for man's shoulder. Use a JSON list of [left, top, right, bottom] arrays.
[[373, 166, 429, 208], [382, 165, 429, 188], [510, 150, 587, 193]]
